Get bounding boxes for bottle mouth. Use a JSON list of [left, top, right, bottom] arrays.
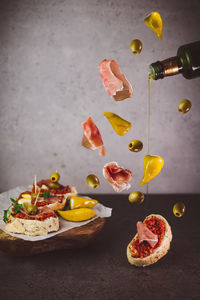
[[149, 61, 164, 80], [149, 65, 156, 79]]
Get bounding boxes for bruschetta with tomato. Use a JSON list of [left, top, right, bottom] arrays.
[[4, 172, 77, 236], [127, 214, 172, 267]]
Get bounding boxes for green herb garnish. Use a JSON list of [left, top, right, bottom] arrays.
[[3, 209, 11, 223], [3, 198, 23, 223], [13, 203, 23, 214], [10, 198, 17, 204], [42, 191, 50, 199]]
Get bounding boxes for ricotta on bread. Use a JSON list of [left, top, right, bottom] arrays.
[[127, 214, 172, 267]]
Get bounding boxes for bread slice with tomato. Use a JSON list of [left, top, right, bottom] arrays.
[[5, 206, 59, 236], [30, 179, 77, 211], [127, 214, 172, 267]]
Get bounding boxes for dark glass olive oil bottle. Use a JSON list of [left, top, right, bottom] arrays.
[[150, 41, 200, 80]]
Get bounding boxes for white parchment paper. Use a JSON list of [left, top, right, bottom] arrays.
[[0, 186, 112, 242]]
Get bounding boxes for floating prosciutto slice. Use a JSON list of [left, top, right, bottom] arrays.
[[82, 117, 106, 156], [103, 162, 132, 192], [99, 59, 133, 101], [137, 221, 158, 248]]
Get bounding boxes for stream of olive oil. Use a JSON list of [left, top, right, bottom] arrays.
[[146, 74, 153, 199], [148, 74, 153, 153]]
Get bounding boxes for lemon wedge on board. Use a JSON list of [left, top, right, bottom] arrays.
[[57, 208, 95, 222], [70, 196, 98, 209]]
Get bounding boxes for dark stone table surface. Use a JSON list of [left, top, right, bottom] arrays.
[[0, 194, 199, 300]]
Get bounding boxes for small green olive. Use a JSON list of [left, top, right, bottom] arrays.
[[130, 39, 142, 54], [86, 174, 100, 189], [48, 182, 60, 189], [128, 191, 144, 204], [31, 193, 37, 198], [173, 202, 186, 218], [50, 172, 60, 183], [178, 99, 192, 114], [23, 203, 38, 215], [128, 140, 143, 152]]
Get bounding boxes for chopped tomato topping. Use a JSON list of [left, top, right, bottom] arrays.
[[35, 200, 50, 207], [14, 211, 57, 221]]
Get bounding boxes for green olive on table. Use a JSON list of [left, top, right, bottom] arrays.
[[128, 192, 144, 204], [48, 182, 60, 189], [130, 39, 142, 54], [128, 140, 143, 152], [173, 202, 186, 218], [50, 172, 60, 183], [23, 203, 38, 215], [86, 174, 100, 189], [178, 99, 192, 114]]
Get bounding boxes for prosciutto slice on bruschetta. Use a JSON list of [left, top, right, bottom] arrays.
[[99, 59, 133, 101], [127, 214, 172, 267], [103, 162, 132, 192], [137, 221, 158, 248], [82, 117, 106, 156]]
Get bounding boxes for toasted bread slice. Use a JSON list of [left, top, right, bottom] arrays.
[[5, 215, 59, 236]]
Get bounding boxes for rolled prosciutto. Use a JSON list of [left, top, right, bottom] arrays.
[[103, 162, 132, 192]]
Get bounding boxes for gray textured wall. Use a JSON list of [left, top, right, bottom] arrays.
[[0, 0, 200, 194]]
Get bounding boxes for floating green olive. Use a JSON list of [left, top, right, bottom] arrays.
[[128, 140, 143, 152], [50, 172, 60, 183], [178, 99, 192, 114], [86, 174, 100, 189], [128, 191, 144, 204], [130, 39, 142, 54], [49, 182, 60, 189], [23, 203, 38, 215], [173, 202, 186, 218]]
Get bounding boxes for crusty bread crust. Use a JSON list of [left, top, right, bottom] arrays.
[[5, 215, 59, 236], [45, 186, 77, 211], [127, 214, 172, 267]]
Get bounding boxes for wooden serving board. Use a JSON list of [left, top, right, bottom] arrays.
[[0, 217, 105, 256]]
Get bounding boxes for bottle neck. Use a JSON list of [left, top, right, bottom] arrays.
[[150, 56, 183, 80]]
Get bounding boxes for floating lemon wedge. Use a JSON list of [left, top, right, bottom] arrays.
[[140, 155, 164, 185], [57, 208, 95, 222], [144, 12, 163, 40], [69, 196, 98, 209], [103, 112, 132, 136], [18, 198, 32, 205]]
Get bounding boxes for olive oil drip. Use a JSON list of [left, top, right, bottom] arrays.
[[146, 74, 153, 199], [148, 74, 153, 153]]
